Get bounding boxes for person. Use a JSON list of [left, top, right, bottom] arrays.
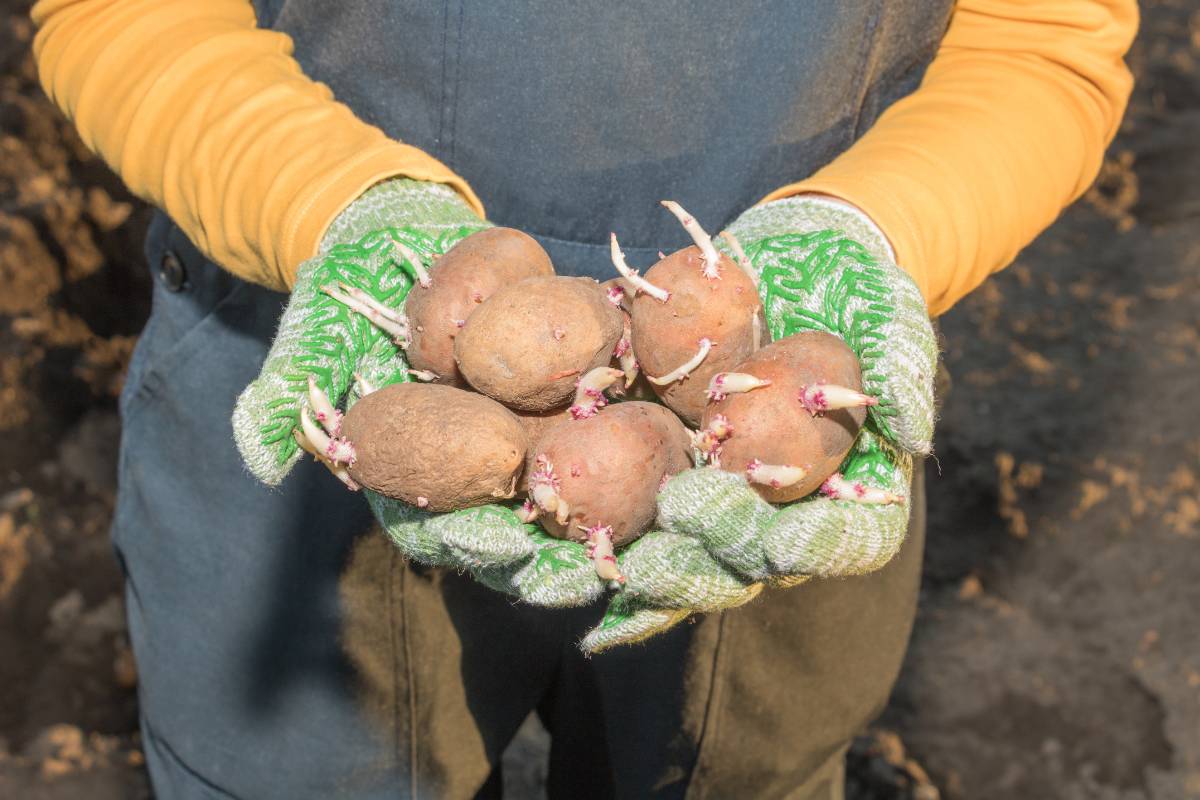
[[31, 1, 1136, 797]]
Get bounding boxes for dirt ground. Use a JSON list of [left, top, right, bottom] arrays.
[[1, 1, 1197, 798]]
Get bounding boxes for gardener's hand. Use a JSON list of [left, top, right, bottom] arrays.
[[233, 178, 614, 609], [581, 195, 936, 652], [233, 178, 488, 484]]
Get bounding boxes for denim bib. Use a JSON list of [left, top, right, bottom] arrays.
[[256, 0, 952, 275]]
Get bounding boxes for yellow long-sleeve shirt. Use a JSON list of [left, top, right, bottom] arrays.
[[32, 0, 1136, 315]]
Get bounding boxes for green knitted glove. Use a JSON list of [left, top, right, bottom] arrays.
[[726, 195, 935, 455], [580, 196, 936, 652], [569, 528, 763, 653], [233, 179, 487, 481], [366, 496, 606, 608], [232, 179, 609, 608]]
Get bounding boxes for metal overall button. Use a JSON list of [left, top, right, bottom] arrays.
[[158, 250, 188, 292]]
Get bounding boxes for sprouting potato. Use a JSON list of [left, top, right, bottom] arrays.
[[698, 331, 875, 503], [523, 401, 693, 548], [454, 276, 624, 411], [343, 382, 527, 512], [614, 202, 764, 426], [405, 227, 554, 386]]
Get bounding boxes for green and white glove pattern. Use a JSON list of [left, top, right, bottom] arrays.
[[233, 184, 936, 654], [233, 179, 488, 483], [583, 195, 938, 652], [232, 179, 612, 611]]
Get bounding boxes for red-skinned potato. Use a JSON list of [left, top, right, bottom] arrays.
[[524, 401, 693, 547], [618, 203, 764, 426], [454, 276, 624, 411], [698, 331, 876, 503], [342, 382, 527, 512], [405, 228, 554, 386]]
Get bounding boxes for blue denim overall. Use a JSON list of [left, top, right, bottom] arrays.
[[114, 2, 949, 797]]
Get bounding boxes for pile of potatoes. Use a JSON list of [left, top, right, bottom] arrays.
[[323, 206, 882, 583]]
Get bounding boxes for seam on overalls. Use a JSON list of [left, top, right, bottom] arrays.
[[436, 0, 452, 160], [140, 714, 243, 799], [447, 0, 466, 168], [436, 0, 465, 167], [387, 548, 417, 799], [848, 1, 885, 141], [684, 612, 729, 800], [121, 281, 249, 428], [401, 563, 419, 799], [110, 415, 143, 606]]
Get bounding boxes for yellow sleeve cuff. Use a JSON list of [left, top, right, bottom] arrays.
[[32, 0, 483, 293], [279, 143, 484, 289]]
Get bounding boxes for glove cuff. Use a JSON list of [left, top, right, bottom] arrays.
[[235, 179, 484, 486], [726, 194, 937, 455], [320, 178, 487, 254], [728, 194, 896, 267]]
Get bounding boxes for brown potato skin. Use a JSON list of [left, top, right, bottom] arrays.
[[343, 383, 526, 512], [455, 276, 624, 411], [405, 228, 554, 386], [633, 402, 695, 475], [531, 401, 693, 546], [513, 406, 573, 492], [631, 246, 764, 426], [703, 332, 867, 503]]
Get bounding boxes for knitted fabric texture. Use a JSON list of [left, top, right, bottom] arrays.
[[581, 195, 936, 651], [232, 179, 612, 610], [233, 179, 488, 484], [727, 195, 936, 454], [581, 594, 693, 654], [232, 185, 935, 653]]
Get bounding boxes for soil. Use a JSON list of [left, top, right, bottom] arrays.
[[1, 0, 1197, 798]]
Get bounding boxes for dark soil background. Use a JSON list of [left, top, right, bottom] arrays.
[[1, 1, 1197, 797]]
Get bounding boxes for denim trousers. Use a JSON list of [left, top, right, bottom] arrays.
[[113, 214, 926, 799]]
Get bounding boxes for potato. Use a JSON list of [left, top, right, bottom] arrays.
[[454, 276, 624, 411], [513, 407, 573, 492], [405, 228, 554, 386], [700, 332, 870, 503], [631, 402, 695, 475], [599, 277, 633, 314], [630, 245, 764, 426], [343, 382, 526, 512], [526, 401, 693, 546]]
